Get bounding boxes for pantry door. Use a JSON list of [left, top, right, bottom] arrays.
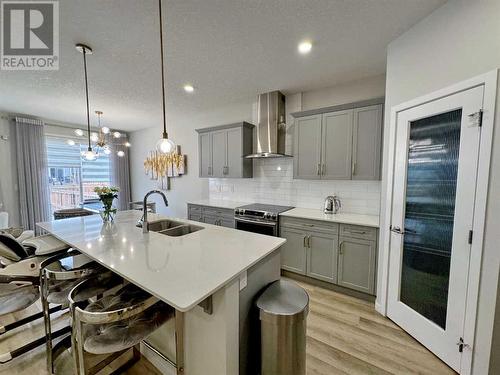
[[387, 85, 483, 372]]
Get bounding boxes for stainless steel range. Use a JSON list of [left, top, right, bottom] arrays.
[[234, 203, 294, 236]]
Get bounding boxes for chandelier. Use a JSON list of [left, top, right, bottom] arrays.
[[73, 111, 130, 158]]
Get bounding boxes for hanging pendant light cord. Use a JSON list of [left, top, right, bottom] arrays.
[[82, 46, 92, 150], [158, 0, 167, 139]]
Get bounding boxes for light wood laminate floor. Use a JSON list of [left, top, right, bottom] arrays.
[[1, 281, 455, 374], [297, 280, 456, 375]]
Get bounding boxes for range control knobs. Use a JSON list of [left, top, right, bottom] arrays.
[[265, 213, 271, 219], [271, 213, 277, 220]]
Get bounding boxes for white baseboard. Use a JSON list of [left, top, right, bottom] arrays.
[[140, 341, 176, 375]]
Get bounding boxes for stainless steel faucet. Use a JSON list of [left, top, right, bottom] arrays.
[[141, 190, 168, 233]]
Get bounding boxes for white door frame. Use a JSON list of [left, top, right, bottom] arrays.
[[377, 70, 498, 374]]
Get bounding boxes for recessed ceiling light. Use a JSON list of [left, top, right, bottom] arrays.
[[74, 129, 84, 136], [67, 139, 76, 146], [113, 131, 121, 138], [298, 41, 312, 54], [184, 84, 195, 93]]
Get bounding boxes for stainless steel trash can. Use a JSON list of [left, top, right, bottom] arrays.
[[256, 279, 309, 375]]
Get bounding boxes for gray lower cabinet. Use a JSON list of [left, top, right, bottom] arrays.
[[293, 102, 383, 181], [338, 236, 376, 294], [280, 217, 377, 295], [306, 231, 338, 283], [280, 220, 337, 283], [187, 204, 234, 228], [280, 227, 308, 275], [196, 122, 254, 178]]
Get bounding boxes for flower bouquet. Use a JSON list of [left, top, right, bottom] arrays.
[[94, 186, 120, 222]]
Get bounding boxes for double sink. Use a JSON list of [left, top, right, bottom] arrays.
[[147, 219, 204, 237]]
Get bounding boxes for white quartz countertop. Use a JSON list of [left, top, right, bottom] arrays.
[[37, 211, 285, 312], [187, 199, 250, 210], [280, 208, 379, 228]]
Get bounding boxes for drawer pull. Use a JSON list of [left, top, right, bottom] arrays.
[[348, 230, 367, 235]]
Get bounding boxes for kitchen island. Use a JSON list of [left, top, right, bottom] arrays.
[[37, 210, 285, 375]]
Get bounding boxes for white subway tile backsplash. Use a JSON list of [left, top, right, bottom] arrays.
[[208, 158, 381, 215]]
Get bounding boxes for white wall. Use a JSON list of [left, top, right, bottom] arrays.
[[208, 76, 386, 215], [0, 116, 19, 226], [301, 74, 386, 110], [379, 1, 500, 373], [129, 100, 254, 218]]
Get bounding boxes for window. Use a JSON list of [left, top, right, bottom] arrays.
[[46, 136, 112, 213]]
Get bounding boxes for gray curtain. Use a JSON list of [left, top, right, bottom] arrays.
[[15, 117, 50, 230], [110, 140, 131, 210]]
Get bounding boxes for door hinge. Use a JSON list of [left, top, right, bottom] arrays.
[[468, 109, 483, 127], [457, 337, 470, 353], [468, 230, 473, 244]]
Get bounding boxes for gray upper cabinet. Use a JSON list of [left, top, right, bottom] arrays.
[[196, 122, 254, 178], [293, 115, 322, 179], [352, 105, 383, 180], [226, 127, 243, 178], [211, 130, 227, 177], [321, 110, 353, 180], [292, 100, 383, 181], [199, 132, 212, 177]]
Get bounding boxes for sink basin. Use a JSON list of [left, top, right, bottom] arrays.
[[158, 224, 204, 237], [147, 219, 185, 232]]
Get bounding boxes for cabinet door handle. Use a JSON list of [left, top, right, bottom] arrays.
[[307, 235, 311, 248], [322, 164, 326, 175], [339, 241, 344, 255], [351, 161, 356, 176], [317, 163, 321, 175]]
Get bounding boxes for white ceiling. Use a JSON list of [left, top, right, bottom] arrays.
[[0, 0, 445, 131]]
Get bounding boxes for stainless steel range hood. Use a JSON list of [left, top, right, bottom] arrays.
[[245, 91, 292, 158]]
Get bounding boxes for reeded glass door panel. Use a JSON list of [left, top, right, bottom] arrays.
[[400, 109, 462, 329]]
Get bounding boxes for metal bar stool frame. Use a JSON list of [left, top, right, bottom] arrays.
[[0, 247, 72, 364], [68, 278, 185, 375], [40, 251, 104, 373]]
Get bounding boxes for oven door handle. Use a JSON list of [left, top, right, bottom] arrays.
[[234, 218, 278, 227]]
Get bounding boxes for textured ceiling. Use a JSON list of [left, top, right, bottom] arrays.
[[0, 0, 445, 131]]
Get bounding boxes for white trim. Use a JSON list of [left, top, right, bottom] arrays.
[[376, 70, 498, 374]]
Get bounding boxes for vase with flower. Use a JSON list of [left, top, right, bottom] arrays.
[[94, 186, 120, 222]]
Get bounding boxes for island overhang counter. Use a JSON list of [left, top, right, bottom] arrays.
[[37, 210, 285, 375]]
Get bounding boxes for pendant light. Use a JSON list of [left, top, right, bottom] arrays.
[[155, 0, 176, 154], [76, 43, 99, 161]]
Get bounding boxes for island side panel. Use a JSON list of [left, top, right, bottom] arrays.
[[184, 278, 240, 375], [239, 249, 281, 375]]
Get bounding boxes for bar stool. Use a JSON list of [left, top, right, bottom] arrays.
[[68, 279, 176, 375], [40, 251, 110, 374]]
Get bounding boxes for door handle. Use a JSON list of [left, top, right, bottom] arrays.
[[339, 241, 344, 255], [322, 164, 326, 175], [307, 235, 311, 248], [317, 163, 321, 175], [352, 162, 356, 175], [303, 236, 307, 248], [390, 225, 404, 234]]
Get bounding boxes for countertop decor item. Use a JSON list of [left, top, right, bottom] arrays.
[[154, 0, 176, 155], [144, 145, 186, 190], [94, 186, 120, 221]]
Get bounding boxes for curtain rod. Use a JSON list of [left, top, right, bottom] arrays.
[[0, 114, 129, 136]]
